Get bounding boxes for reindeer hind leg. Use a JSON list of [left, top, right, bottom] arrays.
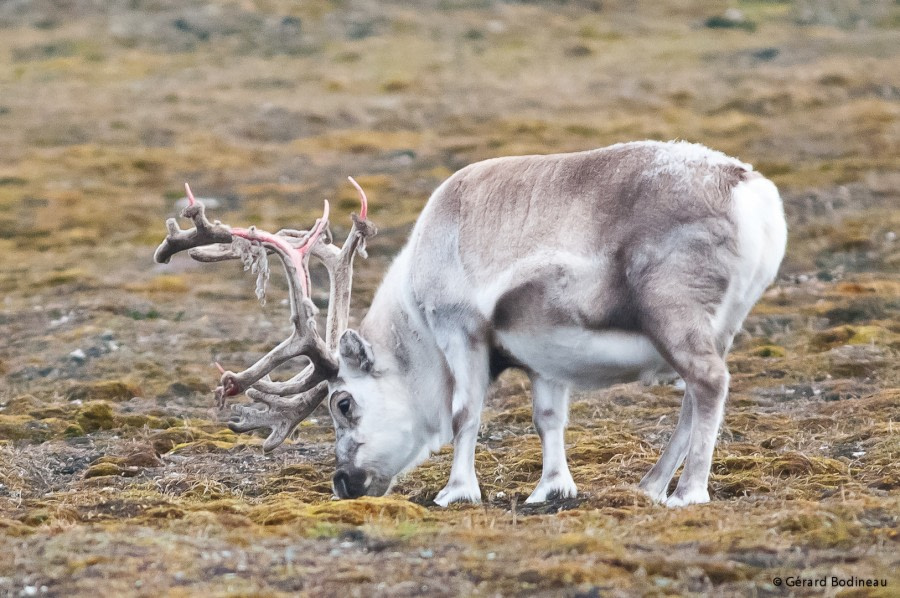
[[638, 387, 694, 503]]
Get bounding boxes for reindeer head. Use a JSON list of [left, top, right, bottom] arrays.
[[154, 177, 378, 474], [325, 326, 440, 499]]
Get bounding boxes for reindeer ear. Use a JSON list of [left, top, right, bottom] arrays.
[[339, 329, 375, 374]]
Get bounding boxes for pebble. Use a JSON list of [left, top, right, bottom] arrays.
[[50, 314, 70, 327], [69, 349, 87, 363]]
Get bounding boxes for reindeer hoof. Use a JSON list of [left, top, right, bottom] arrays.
[[434, 480, 482, 507], [665, 487, 710, 508], [525, 472, 577, 504], [637, 480, 668, 504]]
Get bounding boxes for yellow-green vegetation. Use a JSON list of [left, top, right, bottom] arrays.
[[0, 0, 897, 596]]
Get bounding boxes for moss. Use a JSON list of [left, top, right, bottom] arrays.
[[119, 414, 177, 430], [750, 344, 786, 358], [770, 453, 845, 477], [808, 324, 897, 352], [518, 561, 627, 587], [0, 414, 52, 442], [37, 267, 92, 287], [847, 326, 893, 345], [66, 379, 143, 402], [777, 509, 862, 549], [95, 448, 163, 469], [20, 509, 52, 526], [75, 401, 116, 432], [41, 417, 85, 438], [248, 495, 311, 526], [169, 439, 238, 455], [0, 517, 31, 537], [27, 404, 73, 419], [147, 427, 222, 454], [1, 394, 43, 415], [306, 496, 428, 525], [83, 462, 130, 478]]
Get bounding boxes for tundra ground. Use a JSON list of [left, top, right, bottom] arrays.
[[0, 1, 897, 596]]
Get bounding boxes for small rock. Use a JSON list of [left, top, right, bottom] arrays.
[[705, 9, 756, 31], [68, 349, 86, 363], [486, 20, 505, 34], [50, 314, 70, 327], [751, 47, 779, 62]]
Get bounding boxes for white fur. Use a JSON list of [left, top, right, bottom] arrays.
[[497, 328, 671, 388], [711, 176, 788, 339], [645, 140, 752, 180]]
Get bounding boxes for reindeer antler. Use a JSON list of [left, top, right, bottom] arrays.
[[154, 184, 234, 264], [154, 179, 376, 452]]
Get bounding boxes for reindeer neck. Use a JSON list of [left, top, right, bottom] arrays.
[[360, 248, 454, 446]]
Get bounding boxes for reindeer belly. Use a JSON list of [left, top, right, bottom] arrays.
[[496, 327, 673, 388]]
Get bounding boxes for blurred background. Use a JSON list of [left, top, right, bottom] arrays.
[[0, 1, 898, 596]]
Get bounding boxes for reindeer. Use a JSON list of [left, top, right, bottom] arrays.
[[155, 140, 787, 507]]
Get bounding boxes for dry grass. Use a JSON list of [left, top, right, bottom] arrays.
[[0, 1, 898, 596]]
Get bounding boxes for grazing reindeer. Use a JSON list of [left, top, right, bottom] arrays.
[[156, 140, 786, 507]]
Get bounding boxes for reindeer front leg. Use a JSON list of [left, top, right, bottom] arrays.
[[433, 333, 490, 507], [526, 375, 577, 503]]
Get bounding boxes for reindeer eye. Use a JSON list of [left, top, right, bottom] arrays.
[[337, 397, 352, 417]]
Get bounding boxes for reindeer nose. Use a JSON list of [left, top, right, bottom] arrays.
[[333, 467, 368, 499]]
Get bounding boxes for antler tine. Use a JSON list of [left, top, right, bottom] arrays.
[[154, 183, 235, 264], [229, 382, 329, 453], [252, 363, 317, 396], [347, 175, 368, 221], [188, 244, 240, 262], [308, 177, 378, 352]]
